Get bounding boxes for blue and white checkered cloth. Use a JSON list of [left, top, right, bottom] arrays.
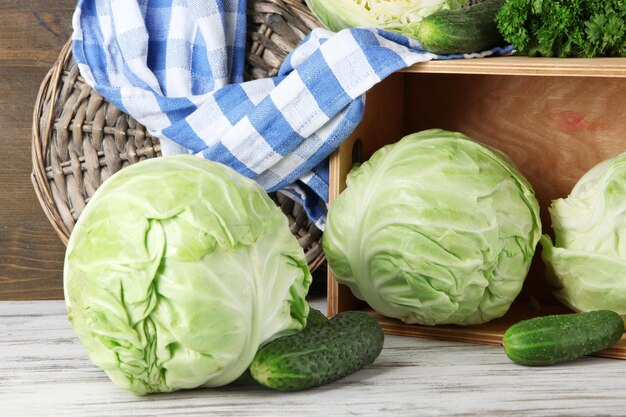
[[72, 0, 512, 229]]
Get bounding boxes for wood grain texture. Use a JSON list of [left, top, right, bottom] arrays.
[[404, 74, 626, 211], [403, 74, 626, 305], [3, 299, 626, 417], [405, 56, 626, 78], [328, 72, 626, 356], [0, 1, 75, 300], [372, 303, 626, 360], [327, 73, 406, 317]]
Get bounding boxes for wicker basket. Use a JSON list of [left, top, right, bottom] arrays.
[[31, 0, 325, 272]]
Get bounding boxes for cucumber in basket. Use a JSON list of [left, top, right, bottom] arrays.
[[416, 0, 505, 55], [249, 309, 384, 391], [503, 310, 624, 366]]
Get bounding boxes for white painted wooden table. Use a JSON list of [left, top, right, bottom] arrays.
[[2, 299, 626, 417]]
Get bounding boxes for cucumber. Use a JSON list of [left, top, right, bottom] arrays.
[[503, 310, 624, 366], [416, 0, 505, 55], [249, 311, 384, 391], [305, 307, 329, 328], [233, 308, 329, 387]]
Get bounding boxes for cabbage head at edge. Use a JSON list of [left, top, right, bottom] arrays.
[[64, 155, 311, 395], [541, 152, 626, 326]]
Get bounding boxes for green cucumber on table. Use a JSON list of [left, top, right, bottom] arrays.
[[303, 307, 329, 328], [416, 0, 505, 55], [503, 310, 624, 366], [249, 309, 384, 391]]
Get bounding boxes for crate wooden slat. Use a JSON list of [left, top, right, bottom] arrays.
[[327, 56, 626, 360], [406, 56, 626, 77], [369, 304, 626, 360]]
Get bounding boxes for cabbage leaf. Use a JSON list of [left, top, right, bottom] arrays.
[[323, 129, 541, 326], [305, 0, 467, 39], [541, 153, 626, 325], [64, 156, 311, 394]]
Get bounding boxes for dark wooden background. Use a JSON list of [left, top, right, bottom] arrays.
[[1, 1, 76, 300]]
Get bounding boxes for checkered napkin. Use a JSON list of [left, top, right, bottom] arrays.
[[72, 0, 513, 228]]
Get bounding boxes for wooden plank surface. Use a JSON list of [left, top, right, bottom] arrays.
[[406, 56, 626, 77], [0, 1, 75, 300], [3, 299, 626, 417]]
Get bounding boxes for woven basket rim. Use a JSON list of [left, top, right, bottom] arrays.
[[31, 40, 74, 244], [31, 2, 326, 271]]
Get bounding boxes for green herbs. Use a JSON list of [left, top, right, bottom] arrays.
[[495, 0, 626, 57]]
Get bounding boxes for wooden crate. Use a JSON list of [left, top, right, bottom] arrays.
[[327, 57, 626, 359]]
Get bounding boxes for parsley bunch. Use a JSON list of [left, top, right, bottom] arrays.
[[495, 0, 626, 57]]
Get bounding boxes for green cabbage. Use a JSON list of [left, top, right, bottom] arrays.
[[323, 129, 541, 326], [64, 156, 311, 395], [541, 153, 626, 324], [305, 0, 467, 39]]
